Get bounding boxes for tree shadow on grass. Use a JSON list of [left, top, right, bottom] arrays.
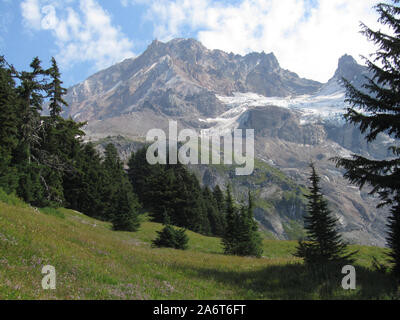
[[177, 263, 399, 300]]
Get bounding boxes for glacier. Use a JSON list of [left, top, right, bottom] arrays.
[[200, 81, 349, 135]]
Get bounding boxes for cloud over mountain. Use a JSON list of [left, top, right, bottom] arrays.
[[21, 0, 135, 70], [125, 0, 383, 82]]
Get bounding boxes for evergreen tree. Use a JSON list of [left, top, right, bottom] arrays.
[[213, 185, 225, 213], [46, 57, 67, 120], [236, 191, 263, 258], [222, 188, 263, 257], [152, 224, 178, 249], [40, 58, 83, 174], [103, 144, 140, 231], [111, 179, 141, 232], [152, 213, 189, 250], [16, 162, 45, 207], [15, 57, 46, 165], [174, 228, 189, 250], [0, 57, 19, 193], [62, 142, 106, 218], [102, 144, 123, 215], [295, 164, 355, 265], [127, 147, 169, 220], [203, 186, 226, 237], [13, 57, 49, 205], [0, 57, 18, 156], [222, 185, 240, 255], [387, 196, 400, 278], [334, 0, 400, 278], [35, 58, 82, 207], [173, 168, 210, 234]]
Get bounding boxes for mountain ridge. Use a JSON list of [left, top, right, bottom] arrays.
[[64, 38, 324, 123]]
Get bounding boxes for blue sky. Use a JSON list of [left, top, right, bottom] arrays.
[[1, 0, 158, 86], [0, 0, 382, 87]]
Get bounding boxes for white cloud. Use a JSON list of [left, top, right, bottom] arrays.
[[21, 0, 42, 29], [137, 0, 384, 82], [20, 0, 135, 71]]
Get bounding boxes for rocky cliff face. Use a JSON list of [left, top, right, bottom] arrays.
[[240, 106, 328, 145], [65, 38, 321, 123], [63, 38, 392, 247]]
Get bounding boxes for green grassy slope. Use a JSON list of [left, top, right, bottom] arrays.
[[0, 193, 398, 300]]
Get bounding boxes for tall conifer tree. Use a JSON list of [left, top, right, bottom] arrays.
[[222, 185, 238, 255], [16, 57, 45, 165], [295, 164, 355, 265], [13, 57, 48, 205], [0, 57, 19, 192], [46, 57, 67, 120], [103, 144, 140, 231], [334, 0, 400, 278], [213, 186, 226, 214], [236, 191, 263, 258], [203, 186, 226, 237]]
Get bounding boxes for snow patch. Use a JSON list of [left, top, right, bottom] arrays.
[[106, 81, 122, 94], [205, 83, 349, 134]]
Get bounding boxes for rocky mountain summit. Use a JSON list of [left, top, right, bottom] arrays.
[[65, 38, 321, 131], [63, 38, 391, 247]]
